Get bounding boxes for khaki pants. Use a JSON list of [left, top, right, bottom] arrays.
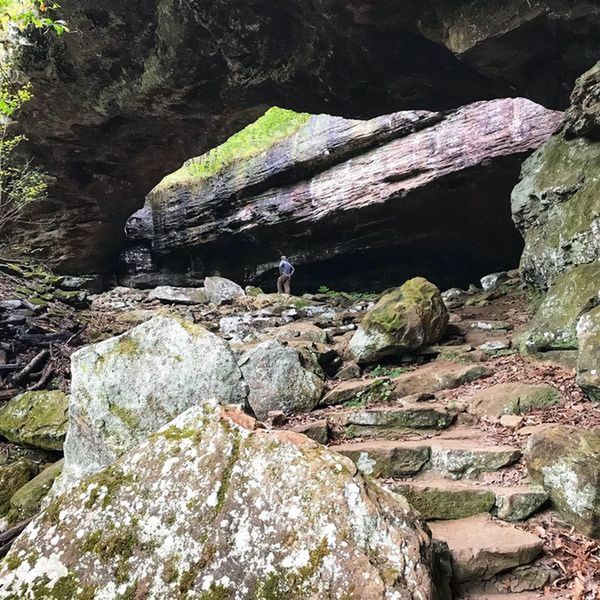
[[277, 274, 291, 294]]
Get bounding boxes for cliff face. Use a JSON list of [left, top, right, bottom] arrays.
[[512, 61, 600, 290], [120, 98, 562, 291], [11, 0, 600, 273]]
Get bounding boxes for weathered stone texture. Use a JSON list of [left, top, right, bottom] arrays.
[[10, 0, 597, 273], [125, 99, 561, 291], [54, 316, 247, 494], [0, 404, 444, 599]]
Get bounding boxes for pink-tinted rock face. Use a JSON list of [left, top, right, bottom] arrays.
[[122, 98, 562, 292]]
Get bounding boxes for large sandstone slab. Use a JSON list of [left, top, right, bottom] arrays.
[[429, 514, 543, 583], [0, 403, 444, 599], [391, 361, 492, 398], [122, 99, 561, 291], [54, 316, 247, 494]]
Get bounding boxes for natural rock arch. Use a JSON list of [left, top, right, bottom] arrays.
[[12, 0, 600, 273]]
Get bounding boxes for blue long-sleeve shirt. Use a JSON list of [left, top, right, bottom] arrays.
[[279, 260, 295, 275]]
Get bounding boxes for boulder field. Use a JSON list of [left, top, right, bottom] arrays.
[[0, 269, 599, 599]]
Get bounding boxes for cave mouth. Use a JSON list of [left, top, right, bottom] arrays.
[[118, 104, 542, 295]]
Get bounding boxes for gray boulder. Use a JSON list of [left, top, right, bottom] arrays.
[[577, 306, 600, 401], [238, 339, 324, 420], [0, 403, 442, 599], [54, 316, 247, 494], [147, 285, 207, 304], [204, 276, 245, 305], [526, 425, 600, 538]]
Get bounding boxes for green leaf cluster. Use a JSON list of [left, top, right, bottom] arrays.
[[0, 1, 68, 237]]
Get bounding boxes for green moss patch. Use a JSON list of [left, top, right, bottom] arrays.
[[158, 107, 311, 187]]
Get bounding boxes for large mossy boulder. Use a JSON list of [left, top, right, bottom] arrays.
[[0, 390, 69, 451], [0, 403, 444, 599], [54, 316, 248, 495], [519, 263, 600, 353], [7, 459, 63, 522], [348, 277, 448, 364], [526, 425, 600, 538], [511, 62, 600, 290], [577, 305, 600, 401], [0, 459, 39, 517], [238, 339, 324, 420]]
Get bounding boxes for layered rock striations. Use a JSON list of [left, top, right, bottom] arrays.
[[11, 0, 600, 273], [121, 98, 562, 291]]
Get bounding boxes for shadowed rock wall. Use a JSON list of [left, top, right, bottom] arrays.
[[10, 0, 599, 273]]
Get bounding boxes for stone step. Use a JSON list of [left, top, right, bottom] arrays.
[[388, 474, 548, 521], [429, 513, 544, 583], [331, 431, 521, 479], [328, 403, 456, 439]]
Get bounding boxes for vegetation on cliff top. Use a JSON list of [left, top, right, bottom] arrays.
[[158, 107, 311, 187]]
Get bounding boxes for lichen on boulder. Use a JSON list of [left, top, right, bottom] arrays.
[[0, 403, 445, 599], [0, 390, 69, 451], [526, 425, 600, 538], [238, 339, 324, 420], [348, 278, 448, 364], [576, 305, 600, 401], [54, 315, 248, 495]]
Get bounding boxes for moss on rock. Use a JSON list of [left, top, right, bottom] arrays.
[[0, 390, 69, 451], [348, 277, 448, 364], [519, 263, 600, 353], [0, 459, 39, 517]]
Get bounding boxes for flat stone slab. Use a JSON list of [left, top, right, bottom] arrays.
[[320, 378, 390, 406], [429, 514, 543, 583], [332, 434, 521, 480], [391, 361, 492, 398], [391, 475, 496, 520], [389, 474, 547, 521], [328, 403, 456, 439], [331, 440, 430, 478]]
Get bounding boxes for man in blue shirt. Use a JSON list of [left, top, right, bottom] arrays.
[[277, 255, 295, 294]]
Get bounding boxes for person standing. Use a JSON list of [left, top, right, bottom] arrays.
[[277, 255, 295, 294]]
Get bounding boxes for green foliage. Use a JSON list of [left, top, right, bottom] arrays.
[[161, 107, 311, 185], [0, 1, 67, 237], [317, 285, 377, 302], [369, 364, 410, 378]]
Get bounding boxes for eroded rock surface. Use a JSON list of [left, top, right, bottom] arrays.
[[10, 1, 597, 274], [54, 315, 247, 494], [0, 403, 445, 599], [0, 391, 68, 452], [526, 425, 600, 538], [576, 305, 600, 401], [238, 339, 324, 420], [123, 99, 561, 291]]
